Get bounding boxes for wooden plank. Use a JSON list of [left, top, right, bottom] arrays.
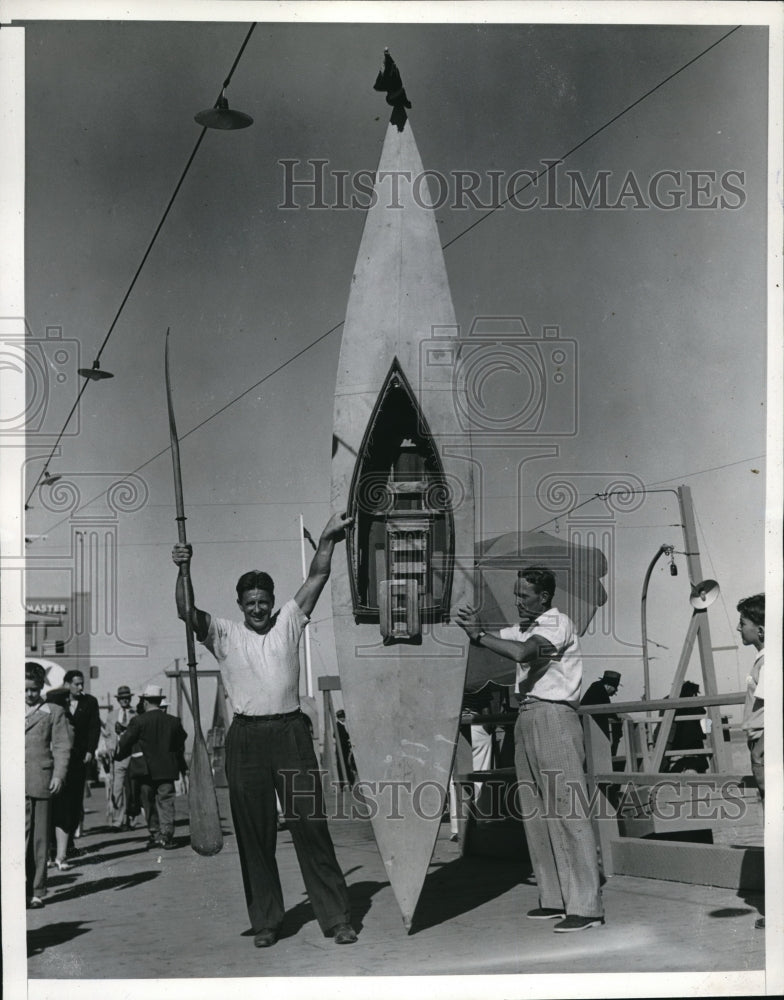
[[611, 837, 764, 890], [462, 692, 743, 725], [327, 691, 351, 786], [321, 688, 339, 784], [457, 769, 756, 787], [579, 693, 745, 714], [453, 727, 473, 855], [649, 613, 700, 772], [593, 772, 755, 786], [317, 675, 342, 691], [583, 712, 619, 876], [678, 486, 730, 772]]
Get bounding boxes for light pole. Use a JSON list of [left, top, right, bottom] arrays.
[[640, 543, 677, 702]]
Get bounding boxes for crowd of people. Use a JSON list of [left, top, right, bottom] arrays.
[[24, 668, 189, 908], [27, 512, 767, 942]]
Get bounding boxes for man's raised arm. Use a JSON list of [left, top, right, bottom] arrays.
[[171, 543, 211, 641], [294, 512, 353, 618]]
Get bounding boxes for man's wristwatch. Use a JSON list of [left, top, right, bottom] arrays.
[[471, 630, 487, 646]]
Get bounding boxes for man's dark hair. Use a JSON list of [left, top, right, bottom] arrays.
[[25, 661, 46, 688], [517, 566, 556, 603], [63, 669, 84, 684], [680, 681, 700, 697], [236, 570, 275, 601], [737, 593, 765, 627]]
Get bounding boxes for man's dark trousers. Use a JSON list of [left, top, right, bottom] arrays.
[[140, 779, 174, 840], [225, 711, 351, 935]]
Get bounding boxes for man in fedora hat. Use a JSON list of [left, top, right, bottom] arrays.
[[580, 670, 623, 756], [109, 684, 136, 830], [115, 684, 187, 849]]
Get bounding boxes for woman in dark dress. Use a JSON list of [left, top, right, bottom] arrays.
[[46, 669, 101, 867]]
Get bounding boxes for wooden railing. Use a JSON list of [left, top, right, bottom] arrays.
[[454, 692, 762, 889]]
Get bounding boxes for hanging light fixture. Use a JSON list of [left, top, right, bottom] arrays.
[[78, 359, 114, 381], [40, 469, 62, 487], [195, 89, 253, 130]]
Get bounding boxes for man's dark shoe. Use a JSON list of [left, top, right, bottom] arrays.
[[527, 907, 565, 920], [553, 915, 605, 933], [755, 917, 765, 929], [331, 922, 357, 944], [160, 838, 176, 850], [253, 929, 278, 948]]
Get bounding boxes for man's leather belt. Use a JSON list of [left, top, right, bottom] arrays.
[[233, 708, 302, 722]]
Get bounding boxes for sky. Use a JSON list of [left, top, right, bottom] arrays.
[[13, 14, 770, 716], [2, 4, 782, 998]]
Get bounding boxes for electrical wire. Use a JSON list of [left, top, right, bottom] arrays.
[[31, 448, 766, 542], [141, 451, 764, 509], [120, 25, 745, 489], [24, 22, 257, 511], [441, 25, 741, 252], [29, 25, 747, 536], [528, 487, 681, 532]]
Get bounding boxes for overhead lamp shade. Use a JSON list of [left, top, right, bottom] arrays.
[[41, 471, 62, 487], [195, 94, 253, 130], [78, 360, 114, 381], [689, 579, 720, 609]]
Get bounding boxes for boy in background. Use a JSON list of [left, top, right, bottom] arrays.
[[737, 593, 764, 929]]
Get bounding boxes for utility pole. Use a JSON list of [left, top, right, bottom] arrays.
[[174, 658, 183, 720]]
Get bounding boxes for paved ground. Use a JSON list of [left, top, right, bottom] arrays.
[[24, 784, 766, 989]]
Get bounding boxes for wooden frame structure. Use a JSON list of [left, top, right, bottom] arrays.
[[580, 693, 761, 888], [455, 691, 762, 890]]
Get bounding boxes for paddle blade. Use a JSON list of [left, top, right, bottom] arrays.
[[187, 735, 224, 856]]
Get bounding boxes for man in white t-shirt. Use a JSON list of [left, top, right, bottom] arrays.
[[457, 566, 604, 933], [172, 512, 357, 948]]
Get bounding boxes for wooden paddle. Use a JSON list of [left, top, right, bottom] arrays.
[[165, 329, 223, 856]]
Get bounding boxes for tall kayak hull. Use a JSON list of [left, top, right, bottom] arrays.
[[331, 122, 474, 928]]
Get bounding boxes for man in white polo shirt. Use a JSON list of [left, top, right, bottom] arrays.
[[457, 565, 604, 933], [172, 512, 356, 948]]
